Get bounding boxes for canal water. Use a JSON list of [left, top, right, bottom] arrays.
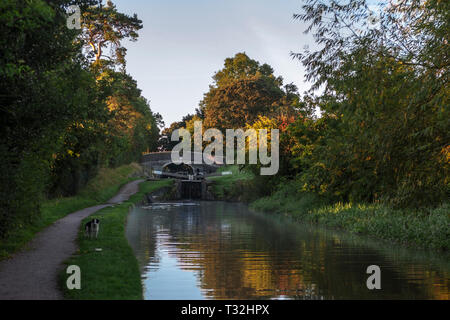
[[125, 201, 449, 300]]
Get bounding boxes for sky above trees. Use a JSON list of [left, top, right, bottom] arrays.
[[113, 0, 315, 125]]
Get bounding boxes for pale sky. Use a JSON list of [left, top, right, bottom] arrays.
[[113, 0, 315, 126]]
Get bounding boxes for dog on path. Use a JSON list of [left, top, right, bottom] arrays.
[[85, 218, 100, 239]]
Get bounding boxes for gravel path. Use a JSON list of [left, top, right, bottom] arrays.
[[0, 179, 144, 300]]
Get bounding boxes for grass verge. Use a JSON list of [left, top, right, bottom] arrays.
[[0, 163, 142, 260], [60, 179, 173, 300], [206, 165, 254, 200], [251, 181, 450, 251]]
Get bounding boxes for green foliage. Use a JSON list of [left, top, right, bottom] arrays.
[[0, 163, 141, 260], [0, 0, 161, 241], [207, 165, 255, 201], [0, 0, 95, 238], [251, 181, 450, 250], [243, 0, 449, 250], [80, 0, 143, 70], [47, 2, 161, 197], [198, 52, 301, 131], [286, 0, 449, 207], [251, 179, 323, 214]]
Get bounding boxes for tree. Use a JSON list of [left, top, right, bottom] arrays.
[[60, 1, 161, 170], [0, 0, 106, 235], [199, 53, 300, 130], [290, 0, 449, 206], [80, 0, 143, 70], [47, 1, 161, 195], [0, 0, 162, 239]]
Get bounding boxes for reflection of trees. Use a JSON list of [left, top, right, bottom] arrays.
[[125, 208, 160, 273], [127, 203, 449, 300]]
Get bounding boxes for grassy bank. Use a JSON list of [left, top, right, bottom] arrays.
[[251, 183, 450, 251], [0, 163, 143, 260], [205, 168, 449, 250], [61, 179, 173, 300], [206, 165, 254, 201]]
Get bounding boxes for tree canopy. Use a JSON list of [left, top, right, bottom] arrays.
[[80, 0, 142, 70], [0, 0, 161, 238], [286, 0, 449, 207], [197, 53, 301, 131]]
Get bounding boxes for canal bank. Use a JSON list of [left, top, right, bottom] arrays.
[[61, 179, 173, 300], [0, 163, 144, 261], [250, 186, 449, 251], [0, 178, 148, 300], [205, 169, 449, 251]]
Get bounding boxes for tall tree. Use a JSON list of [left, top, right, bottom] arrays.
[[199, 53, 300, 130], [0, 0, 105, 235], [80, 0, 143, 70], [290, 0, 449, 206], [51, 1, 161, 194]]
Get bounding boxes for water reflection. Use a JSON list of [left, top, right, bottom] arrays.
[[125, 201, 449, 300]]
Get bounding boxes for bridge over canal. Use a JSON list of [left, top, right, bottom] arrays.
[[141, 151, 225, 177], [141, 151, 228, 199]]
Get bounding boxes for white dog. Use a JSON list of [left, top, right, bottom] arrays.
[[85, 218, 100, 239]]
